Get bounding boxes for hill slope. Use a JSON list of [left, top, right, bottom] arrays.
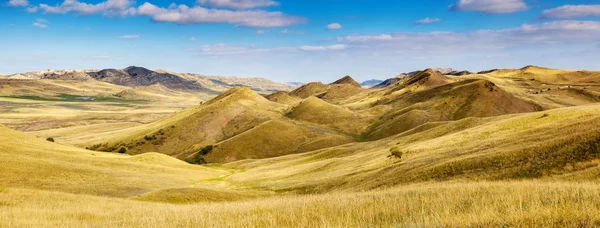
[[94, 87, 354, 162], [0, 125, 226, 197]]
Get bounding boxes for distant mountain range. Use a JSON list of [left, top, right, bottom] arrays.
[[4, 66, 296, 95], [360, 79, 384, 88]]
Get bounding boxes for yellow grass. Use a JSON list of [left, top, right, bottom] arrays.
[[2, 181, 600, 227]]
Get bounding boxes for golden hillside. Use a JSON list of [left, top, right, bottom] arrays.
[[92, 87, 354, 162], [87, 68, 600, 162], [2, 66, 600, 227]]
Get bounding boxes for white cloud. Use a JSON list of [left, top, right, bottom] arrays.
[[33, 22, 48, 28], [336, 21, 600, 53], [20, 1, 304, 28], [120, 34, 140, 39], [32, 18, 49, 28], [299, 44, 346, 51], [449, 0, 527, 14], [7, 0, 28, 7], [256, 30, 265, 34], [337, 34, 393, 42], [136, 2, 305, 28], [197, 0, 278, 9], [197, 43, 346, 56], [542, 5, 600, 19], [415, 17, 442, 24], [326, 23, 342, 30], [189, 36, 196, 41], [39, 0, 136, 16]]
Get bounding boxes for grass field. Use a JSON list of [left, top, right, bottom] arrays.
[[2, 66, 600, 227], [2, 181, 600, 227]]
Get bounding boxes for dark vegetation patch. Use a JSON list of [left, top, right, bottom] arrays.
[[2, 94, 145, 103], [186, 145, 214, 165]]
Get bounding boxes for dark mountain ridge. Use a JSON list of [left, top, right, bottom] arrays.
[[88, 66, 216, 93]]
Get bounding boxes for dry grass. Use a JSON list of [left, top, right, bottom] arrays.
[[0, 125, 229, 196], [2, 181, 600, 227]]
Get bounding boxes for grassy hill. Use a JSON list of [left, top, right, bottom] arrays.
[[3, 103, 600, 226], [0, 125, 228, 196], [93, 87, 354, 162], [2, 65, 600, 226], [88, 67, 597, 162]]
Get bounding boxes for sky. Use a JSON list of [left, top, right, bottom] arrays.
[[1, 0, 600, 83]]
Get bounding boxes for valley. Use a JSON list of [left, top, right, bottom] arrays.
[[2, 65, 600, 227]]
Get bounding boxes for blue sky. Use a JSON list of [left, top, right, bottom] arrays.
[[1, 0, 600, 82]]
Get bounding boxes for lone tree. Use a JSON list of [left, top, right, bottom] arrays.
[[46, 137, 55, 143], [117, 146, 127, 154], [388, 146, 404, 160]]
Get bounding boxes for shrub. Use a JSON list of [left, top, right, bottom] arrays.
[[118, 147, 127, 154], [144, 135, 157, 141], [88, 144, 103, 151], [188, 145, 214, 165], [199, 145, 214, 155], [388, 146, 404, 160], [46, 137, 55, 142]]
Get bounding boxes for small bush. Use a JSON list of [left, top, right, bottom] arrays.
[[118, 147, 127, 154], [388, 146, 404, 160], [144, 135, 157, 141], [46, 137, 55, 142], [199, 145, 214, 155], [188, 145, 214, 165], [88, 144, 103, 151]]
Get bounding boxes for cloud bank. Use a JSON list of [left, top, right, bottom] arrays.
[[449, 0, 528, 14]]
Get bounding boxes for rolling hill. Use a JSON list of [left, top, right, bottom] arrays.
[[2, 65, 600, 227], [88, 68, 569, 162], [91, 87, 354, 162]]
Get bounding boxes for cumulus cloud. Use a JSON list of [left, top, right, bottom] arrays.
[[32, 18, 49, 28], [136, 2, 305, 27], [415, 17, 442, 24], [38, 0, 136, 16], [189, 36, 196, 41], [19, 0, 304, 28], [542, 5, 600, 19], [197, 0, 278, 9], [449, 0, 528, 14], [6, 0, 28, 7], [326, 23, 342, 30], [120, 34, 140, 39]]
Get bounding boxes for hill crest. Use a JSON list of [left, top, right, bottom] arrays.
[[330, 76, 361, 87]]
